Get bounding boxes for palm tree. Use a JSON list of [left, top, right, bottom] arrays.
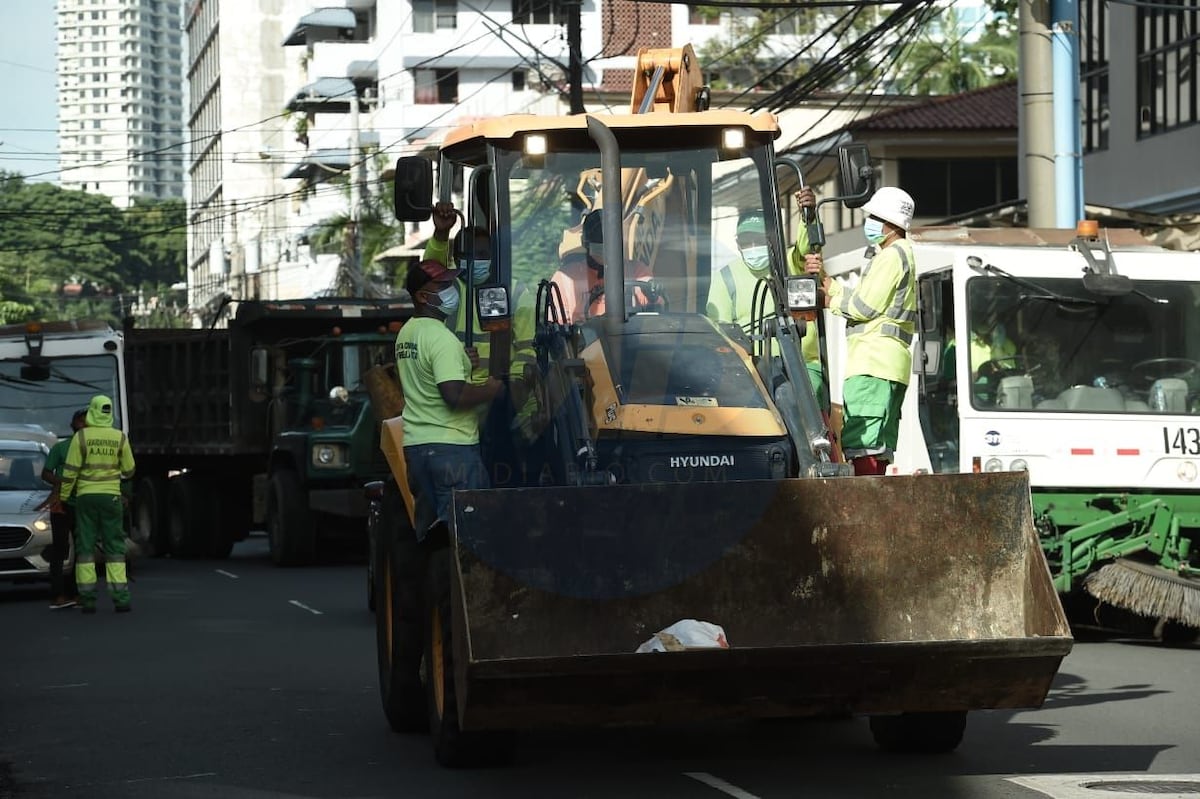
[[894, 5, 1017, 95]]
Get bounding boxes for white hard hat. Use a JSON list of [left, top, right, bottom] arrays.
[[863, 187, 915, 231]]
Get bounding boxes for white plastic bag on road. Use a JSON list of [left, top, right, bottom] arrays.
[[635, 619, 729, 653]]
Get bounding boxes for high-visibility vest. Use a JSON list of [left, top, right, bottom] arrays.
[[61, 426, 135, 499], [828, 239, 917, 385]]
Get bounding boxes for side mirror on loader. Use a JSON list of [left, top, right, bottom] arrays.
[[393, 156, 434, 222], [837, 143, 874, 208]]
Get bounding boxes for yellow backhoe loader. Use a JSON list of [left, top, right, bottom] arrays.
[[370, 46, 1072, 767]]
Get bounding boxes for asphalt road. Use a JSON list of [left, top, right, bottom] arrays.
[[2, 535, 1197, 799]]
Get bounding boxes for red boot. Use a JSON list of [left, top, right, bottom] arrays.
[[851, 455, 888, 476]]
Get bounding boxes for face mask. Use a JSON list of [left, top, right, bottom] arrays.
[[425, 285, 460, 315], [460, 259, 491, 282], [864, 218, 887, 246], [741, 245, 769, 271]]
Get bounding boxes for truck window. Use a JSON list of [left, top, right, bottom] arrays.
[[0, 354, 123, 435], [966, 277, 1200, 414]]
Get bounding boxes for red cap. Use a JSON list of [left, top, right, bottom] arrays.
[[417, 258, 459, 282]]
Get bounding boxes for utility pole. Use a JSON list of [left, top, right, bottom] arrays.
[[1052, 0, 1083, 226], [566, 0, 584, 114], [346, 88, 363, 295], [1019, 0, 1056, 228]]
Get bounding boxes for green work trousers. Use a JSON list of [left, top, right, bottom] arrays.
[[74, 494, 129, 609], [840, 374, 906, 461]]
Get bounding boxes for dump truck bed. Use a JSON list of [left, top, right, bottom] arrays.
[[449, 472, 1073, 730]]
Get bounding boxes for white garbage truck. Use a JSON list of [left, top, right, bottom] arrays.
[[821, 224, 1200, 639]]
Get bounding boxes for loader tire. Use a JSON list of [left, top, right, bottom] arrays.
[[375, 490, 426, 733], [268, 469, 315, 567], [869, 711, 967, 754], [424, 548, 513, 768]]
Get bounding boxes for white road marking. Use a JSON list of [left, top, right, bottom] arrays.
[[1009, 773, 1200, 798], [125, 772, 217, 784], [684, 772, 762, 799], [41, 683, 90, 690], [215, 569, 239, 579], [289, 600, 323, 615]]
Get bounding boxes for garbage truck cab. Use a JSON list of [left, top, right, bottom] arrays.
[[825, 224, 1200, 637]]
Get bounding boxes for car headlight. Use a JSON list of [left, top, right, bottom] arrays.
[[33, 516, 50, 532], [311, 443, 348, 468], [984, 457, 1004, 473]]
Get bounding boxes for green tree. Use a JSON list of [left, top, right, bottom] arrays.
[[0, 173, 187, 325], [894, 5, 1018, 95]]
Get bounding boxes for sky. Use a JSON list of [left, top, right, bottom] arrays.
[[0, 1, 59, 182]]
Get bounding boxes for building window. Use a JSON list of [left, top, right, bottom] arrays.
[[414, 69, 458, 104], [688, 5, 721, 25], [513, 0, 565, 25], [897, 157, 1019, 218], [512, 69, 526, 91], [413, 0, 457, 32], [1137, 0, 1199, 138]]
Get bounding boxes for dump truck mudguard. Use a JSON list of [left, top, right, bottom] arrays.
[[447, 471, 1073, 730]]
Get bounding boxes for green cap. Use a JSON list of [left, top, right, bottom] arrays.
[[736, 210, 765, 236]]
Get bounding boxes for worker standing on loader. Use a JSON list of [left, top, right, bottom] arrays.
[[806, 186, 917, 476], [395, 259, 504, 538], [59, 395, 136, 614], [706, 189, 826, 407]]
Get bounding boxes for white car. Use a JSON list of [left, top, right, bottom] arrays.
[[0, 427, 71, 585]]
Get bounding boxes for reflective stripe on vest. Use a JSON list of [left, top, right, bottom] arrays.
[[73, 427, 131, 489], [843, 242, 916, 346], [718, 265, 738, 323]]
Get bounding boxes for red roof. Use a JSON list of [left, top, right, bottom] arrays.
[[852, 81, 1017, 132]]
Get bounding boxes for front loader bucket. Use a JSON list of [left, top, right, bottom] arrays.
[[448, 472, 1073, 731]]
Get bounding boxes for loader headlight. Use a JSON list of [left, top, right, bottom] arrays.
[[786, 276, 818, 312], [984, 457, 1004, 473], [311, 443, 348, 468], [721, 127, 746, 151]]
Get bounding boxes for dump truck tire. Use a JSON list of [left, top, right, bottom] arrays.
[[424, 548, 513, 767], [375, 496, 426, 733], [132, 476, 168, 558], [167, 475, 209, 559], [268, 468, 315, 567], [869, 711, 967, 754]]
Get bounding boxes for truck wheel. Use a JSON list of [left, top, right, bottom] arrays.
[[268, 469, 315, 566], [167, 476, 207, 558], [133, 476, 169, 558], [375, 504, 426, 732], [869, 711, 967, 754], [424, 548, 513, 767]]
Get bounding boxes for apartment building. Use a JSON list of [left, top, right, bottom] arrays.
[[55, 0, 184, 207]]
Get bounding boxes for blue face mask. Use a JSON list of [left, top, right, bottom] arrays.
[[426, 284, 460, 315], [460, 258, 491, 283], [741, 245, 769, 271], [864, 218, 887, 246]]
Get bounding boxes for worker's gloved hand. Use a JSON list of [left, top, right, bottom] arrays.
[[431, 202, 459, 240], [795, 186, 816, 211]]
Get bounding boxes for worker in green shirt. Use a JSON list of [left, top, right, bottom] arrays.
[[395, 259, 504, 539], [38, 408, 87, 609]]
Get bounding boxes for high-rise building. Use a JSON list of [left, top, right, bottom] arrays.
[[55, 0, 185, 207]]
